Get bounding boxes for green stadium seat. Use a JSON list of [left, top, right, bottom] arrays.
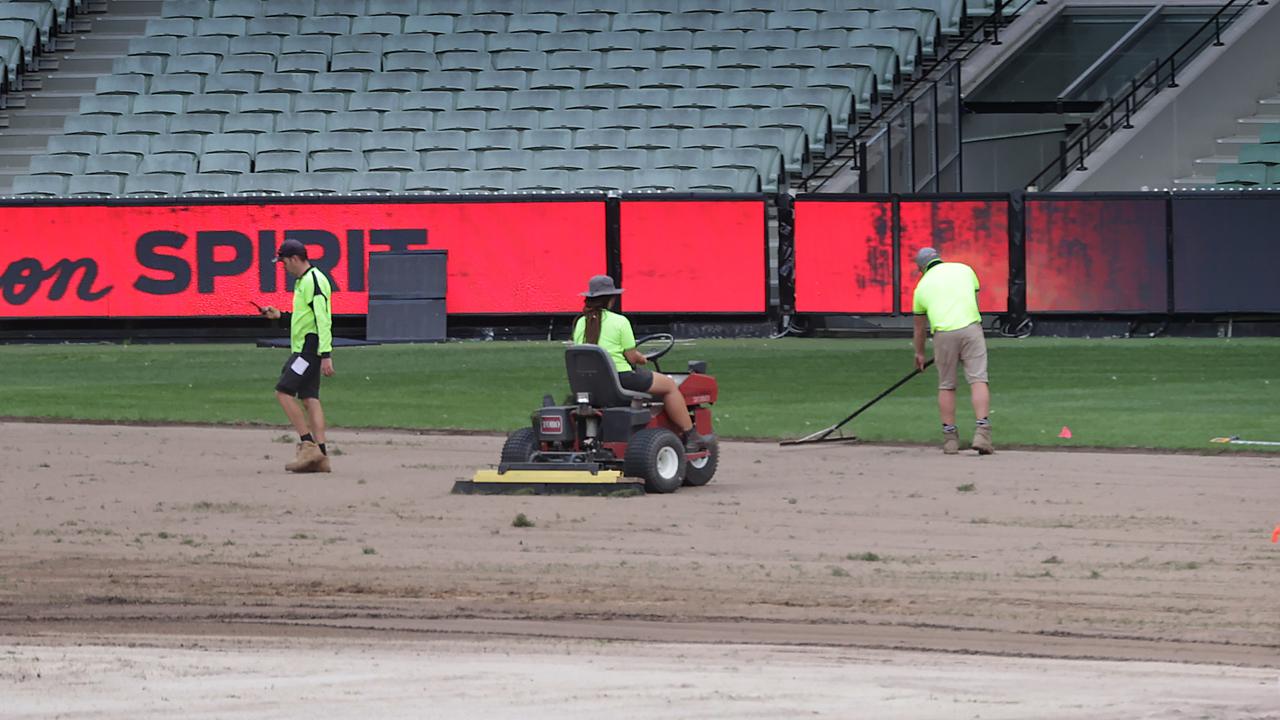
[[116, 115, 168, 135], [422, 149, 475, 172], [817, 10, 871, 31], [1259, 124, 1280, 144], [714, 11, 766, 32], [12, 174, 68, 196], [465, 129, 520, 151], [457, 14, 507, 34], [48, 135, 98, 156], [68, 174, 123, 196], [487, 109, 540, 131], [458, 169, 516, 192], [292, 172, 351, 194], [177, 36, 230, 59], [125, 174, 181, 196], [1215, 164, 1267, 186], [182, 173, 236, 195], [164, 1, 213, 20], [276, 111, 329, 133], [653, 147, 702, 170], [1239, 144, 1280, 165], [98, 134, 149, 157], [348, 171, 405, 193], [65, 115, 114, 136], [139, 153, 198, 175], [624, 127, 677, 150], [236, 173, 294, 194], [317, 0, 366, 16], [151, 134, 204, 158], [595, 148, 647, 171], [663, 12, 713, 33], [479, 149, 529, 171], [507, 13, 557, 33], [251, 17, 300, 35], [575, 128, 627, 150], [85, 153, 139, 176], [29, 154, 84, 176], [255, 150, 308, 174], [679, 127, 733, 150], [514, 169, 569, 192], [352, 15, 403, 35], [80, 95, 130, 116], [171, 113, 223, 134], [401, 170, 458, 192], [268, 0, 316, 20], [534, 149, 590, 170]]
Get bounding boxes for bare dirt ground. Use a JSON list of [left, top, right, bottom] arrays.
[[1, 422, 1278, 717]]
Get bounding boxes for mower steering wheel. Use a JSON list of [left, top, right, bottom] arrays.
[[635, 333, 675, 363]]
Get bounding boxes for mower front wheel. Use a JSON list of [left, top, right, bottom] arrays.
[[500, 427, 538, 464], [625, 428, 686, 494], [683, 436, 718, 487]]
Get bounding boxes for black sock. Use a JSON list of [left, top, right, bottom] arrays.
[[976, 418, 991, 427], [942, 424, 957, 433], [300, 433, 314, 444], [319, 443, 327, 456]]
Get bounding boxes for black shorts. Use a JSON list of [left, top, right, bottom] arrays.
[[276, 352, 322, 400], [619, 367, 654, 393]]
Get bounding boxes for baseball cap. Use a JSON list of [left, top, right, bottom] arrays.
[[915, 247, 942, 272], [273, 239, 307, 262]]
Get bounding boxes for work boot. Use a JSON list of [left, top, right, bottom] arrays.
[[312, 454, 332, 473], [684, 428, 708, 454], [942, 428, 960, 455], [285, 440, 324, 472], [972, 425, 995, 455]]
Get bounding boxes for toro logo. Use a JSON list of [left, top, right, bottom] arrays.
[[540, 416, 564, 435], [690, 394, 713, 405]]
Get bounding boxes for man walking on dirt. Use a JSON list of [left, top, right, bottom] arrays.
[[260, 239, 335, 473], [911, 247, 993, 455]]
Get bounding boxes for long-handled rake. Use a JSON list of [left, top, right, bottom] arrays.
[[781, 360, 934, 447], [1211, 435, 1280, 447]]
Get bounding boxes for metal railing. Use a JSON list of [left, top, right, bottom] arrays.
[[1026, 0, 1262, 191], [804, 0, 1047, 193]]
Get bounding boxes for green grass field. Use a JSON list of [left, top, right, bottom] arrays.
[[0, 338, 1276, 452]]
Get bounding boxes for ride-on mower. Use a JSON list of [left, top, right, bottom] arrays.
[[454, 335, 719, 495]]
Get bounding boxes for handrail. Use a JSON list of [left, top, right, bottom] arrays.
[[1027, 0, 1259, 191], [804, 0, 1046, 192]]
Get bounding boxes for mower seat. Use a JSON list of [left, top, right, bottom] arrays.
[[565, 344, 653, 407]]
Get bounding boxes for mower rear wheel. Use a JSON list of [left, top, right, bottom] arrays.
[[624, 428, 686, 494], [683, 436, 719, 487], [500, 427, 538, 464]]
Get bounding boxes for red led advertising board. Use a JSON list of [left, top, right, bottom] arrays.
[[0, 200, 605, 317], [619, 199, 766, 313], [898, 199, 1009, 314], [1026, 197, 1167, 313], [793, 200, 894, 314]]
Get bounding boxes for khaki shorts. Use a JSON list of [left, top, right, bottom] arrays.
[[933, 322, 988, 391]]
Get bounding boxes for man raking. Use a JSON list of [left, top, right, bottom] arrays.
[[911, 247, 994, 455]]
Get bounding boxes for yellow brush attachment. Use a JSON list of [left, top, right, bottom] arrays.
[[470, 469, 625, 484]]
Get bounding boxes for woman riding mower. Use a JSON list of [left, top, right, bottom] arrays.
[[572, 275, 707, 453]]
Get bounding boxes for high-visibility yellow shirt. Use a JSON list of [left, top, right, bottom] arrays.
[[572, 309, 635, 373], [291, 266, 333, 356], [912, 262, 981, 332]]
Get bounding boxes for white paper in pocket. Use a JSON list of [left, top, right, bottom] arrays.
[[290, 356, 310, 375]]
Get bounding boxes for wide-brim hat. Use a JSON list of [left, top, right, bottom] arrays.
[[580, 274, 624, 297]]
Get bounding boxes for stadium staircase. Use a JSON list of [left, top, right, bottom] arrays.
[[1187, 86, 1280, 188], [0, 0, 166, 194]]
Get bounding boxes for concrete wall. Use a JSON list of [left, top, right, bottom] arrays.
[[1058, 2, 1280, 191]]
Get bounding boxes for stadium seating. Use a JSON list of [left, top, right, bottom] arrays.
[[1214, 122, 1280, 188], [0, 0, 86, 88], [14, 0, 963, 196]]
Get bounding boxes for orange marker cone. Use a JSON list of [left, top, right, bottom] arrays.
[[1272, 525, 1279, 543], [1058, 426, 1073, 439]]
